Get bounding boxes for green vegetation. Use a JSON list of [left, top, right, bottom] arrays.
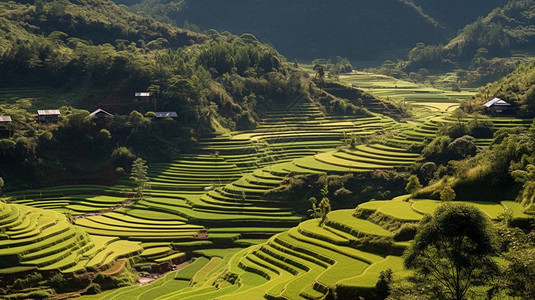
[[403, 204, 497, 300], [130, 157, 148, 199], [1, 1, 535, 299]]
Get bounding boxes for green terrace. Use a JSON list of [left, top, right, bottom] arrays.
[[0, 202, 141, 274], [111, 197, 532, 299], [338, 72, 475, 112], [9, 194, 129, 216]]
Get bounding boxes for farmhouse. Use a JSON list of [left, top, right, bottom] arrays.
[[135, 92, 153, 103], [484, 97, 512, 115], [0, 116, 13, 137], [90, 108, 113, 124], [37, 109, 60, 123], [0, 115, 12, 123], [155, 111, 178, 119]]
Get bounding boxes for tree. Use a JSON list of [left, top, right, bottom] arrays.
[[35, 0, 45, 14], [447, 135, 476, 159], [440, 185, 456, 202], [313, 64, 325, 85], [0, 177, 4, 195], [130, 158, 148, 199], [375, 268, 393, 299], [503, 248, 535, 299], [405, 175, 422, 195], [404, 203, 497, 300], [128, 110, 149, 129], [308, 196, 321, 218], [318, 185, 331, 226]]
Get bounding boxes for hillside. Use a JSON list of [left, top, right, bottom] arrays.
[[116, 0, 508, 62], [2, 1, 535, 300], [0, 0, 377, 191], [411, 0, 509, 32], [463, 62, 535, 115], [398, 0, 535, 75], [444, 0, 535, 59]]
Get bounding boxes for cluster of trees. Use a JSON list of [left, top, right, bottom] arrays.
[[415, 120, 535, 202], [377, 199, 535, 300], [311, 57, 353, 79], [406, 0, 535, 69], [0, 258, 139, 298]]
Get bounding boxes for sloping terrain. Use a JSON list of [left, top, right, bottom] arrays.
[[118, 0, 508, 61]]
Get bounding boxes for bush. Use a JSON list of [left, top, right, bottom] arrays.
[[84, 282, 102, 295], [97, 129, 111, 141], [111, 146, 135, 169], [27, 289, 54, 299], [394, 223, 418, 241]]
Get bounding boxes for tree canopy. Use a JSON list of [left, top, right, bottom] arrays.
[[404, 203, 497, 300]]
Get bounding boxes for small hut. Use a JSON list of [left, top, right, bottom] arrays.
[[484, 98, 512, 115], [37, 109, 60, 123], [135, 92, 153, 103], [0, 116, 13, 137], [155, 111, 178, 119], [90, 108, 113, 124]]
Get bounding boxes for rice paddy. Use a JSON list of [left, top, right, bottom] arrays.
[[0, 202, 141, 274], [1, 78, 534, 299], [338, 72, 475, 112]]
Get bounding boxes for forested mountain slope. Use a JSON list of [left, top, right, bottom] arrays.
[[0, 0, 373, 190], [411, 0, 508, 32], [116, 0, 508, 61], [444, 0, 535, 59]]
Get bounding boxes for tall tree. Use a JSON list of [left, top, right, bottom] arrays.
[[440, 185, 456, 202], [405, 175, 422, 195], [404, 203, 497, 300], [318, 185, 331, 226], [130, 157, 148, 199], [313, 64, 325, 86]]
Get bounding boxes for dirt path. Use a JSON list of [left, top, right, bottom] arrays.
[[72, 199, 135, 220], [137, 261, 190, 286]]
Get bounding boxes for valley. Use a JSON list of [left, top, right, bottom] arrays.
[[2, 0, 535, 299]]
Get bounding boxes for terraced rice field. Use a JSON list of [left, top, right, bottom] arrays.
[[0, 97, 425, 277], [2, 84, 534, 298], [0, 202, 141, 274], [100, 197, 532, 299], [338, 72, 474, 112]]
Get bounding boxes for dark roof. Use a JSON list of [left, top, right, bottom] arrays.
[[0, 116, 12, 122], [155, 111, 178, 118], [90, 108, 113, 117], [37, 109, 60, 116], [484, 98, 511, 108], [135, 92, 153, 97]]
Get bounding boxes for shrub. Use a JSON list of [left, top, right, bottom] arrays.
[[111, 146, 135, 169], [27, 289, 53, 299], [394, 223, 419, 241], [97, 129, 111, 141], [84, 282, 102, 295]]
